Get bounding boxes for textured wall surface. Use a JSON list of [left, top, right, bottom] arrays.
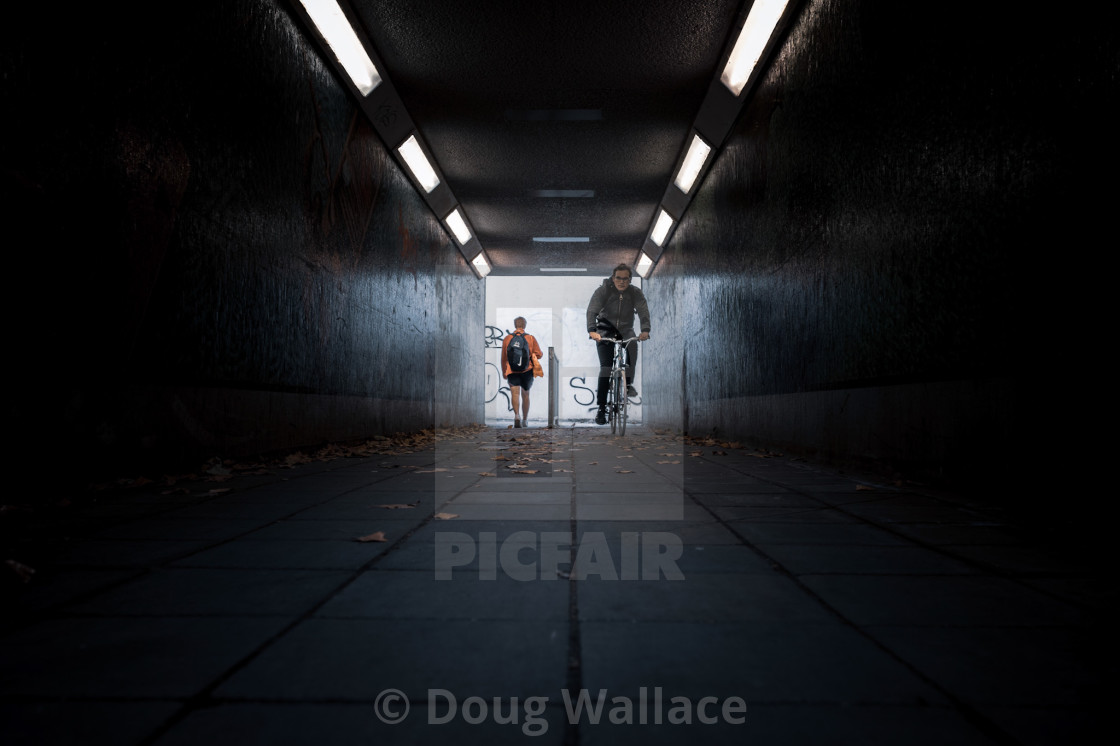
[[3, 0, 483, 479], [644, 0, 1113, 489]]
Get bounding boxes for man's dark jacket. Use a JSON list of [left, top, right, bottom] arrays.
[[586, 278, 651, 337]]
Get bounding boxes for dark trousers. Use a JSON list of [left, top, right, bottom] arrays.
[[595, 339, 637, 407]]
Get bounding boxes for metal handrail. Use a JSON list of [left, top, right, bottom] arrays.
[[548, 346, 559, 428]]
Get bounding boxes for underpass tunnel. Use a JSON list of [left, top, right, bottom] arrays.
[[6, 0, 1105, 496], [2, 3, 1113, 743]]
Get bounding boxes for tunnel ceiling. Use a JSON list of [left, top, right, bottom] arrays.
[[305, 0, 750, 276]]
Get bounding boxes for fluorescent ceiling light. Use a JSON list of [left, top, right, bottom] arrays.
[[720, 0, 791, 96], [540, 268, 587, 272], [650, 209, 674, 247], [397, 135, 440, 193], [445, 208, 472, 245], [297, 0, 382, 96], [533, 237, 590, 243], [673, 133, 712, 194], [635, 252, 654, 278], [531, 189, 595, 198], [505, 109, 603, 121], [471, 252, 491, 277]]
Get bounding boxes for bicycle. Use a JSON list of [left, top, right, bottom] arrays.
[[599, 336, 640, 435]]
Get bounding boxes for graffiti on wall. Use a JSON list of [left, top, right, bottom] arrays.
[[484, 325, 506, 349], [568, 375, 642, 407], [484, 328, 641, 418], [485, 361, 512, 412]]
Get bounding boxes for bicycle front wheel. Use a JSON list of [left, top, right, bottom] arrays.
[[610, 372, 624, 435], [619, 378, 629, 435]]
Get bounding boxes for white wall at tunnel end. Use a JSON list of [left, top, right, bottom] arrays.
[[484, 275, 644, 425]]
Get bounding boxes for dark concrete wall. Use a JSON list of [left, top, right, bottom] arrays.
[[644, 0, 1114, 490], [3, 0, 483, 480]]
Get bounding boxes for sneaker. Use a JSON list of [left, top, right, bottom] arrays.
[[626, 385, 638, 398], [514, 419, 522, 428], [594, 409, 607, 425]]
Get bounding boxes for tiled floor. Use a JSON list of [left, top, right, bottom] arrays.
[[1, 426, 1109, 745]]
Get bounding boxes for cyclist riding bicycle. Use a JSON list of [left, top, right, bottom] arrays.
[[587, 263, 651, 425]]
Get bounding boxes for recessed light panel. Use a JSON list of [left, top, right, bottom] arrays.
[[397, 135, 440, 193], [650, 209, 673, 246], [445, 208, 472, 245], [673, 134, 712, 194], [471, 253, 491, 277], [720, 0, 791, 96], [297, 0, 381, 96]]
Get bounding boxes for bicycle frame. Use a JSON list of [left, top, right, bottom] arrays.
[[599, 336, 639, 435]]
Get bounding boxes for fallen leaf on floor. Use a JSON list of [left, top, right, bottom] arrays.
[[689, 452, 703, 457], [511, 469, 539, 474], [616, 455, 633, 459], [589, 461, 598, 465], [616, 469, 634, 474], [478, 472, 496, 477], [356, 531, 387, 542], [712, 450, 728, 456], [5, 559, 35, 583], [434, 512, 459, 520], [657, 460, 681, 464]]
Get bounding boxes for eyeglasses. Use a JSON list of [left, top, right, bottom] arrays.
[[612, 276, 631, 283]]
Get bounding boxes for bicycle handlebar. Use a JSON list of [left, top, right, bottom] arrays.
[[597, 336, 642, 344]]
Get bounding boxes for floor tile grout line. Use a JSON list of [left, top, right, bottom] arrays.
[[678, 479, 1025, 746], [134, 482, 455, 746], [4, 477, 432, 632], [563, 426, 583, 746], [131, 428, 584, 744], [699, 454, 1100, 610]]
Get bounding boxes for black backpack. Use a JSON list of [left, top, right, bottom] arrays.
[[595, 316, 621, 340], [507, 332, 531, 371]]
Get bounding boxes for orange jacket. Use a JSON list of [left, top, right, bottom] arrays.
[[501, 330, 543, 376]]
